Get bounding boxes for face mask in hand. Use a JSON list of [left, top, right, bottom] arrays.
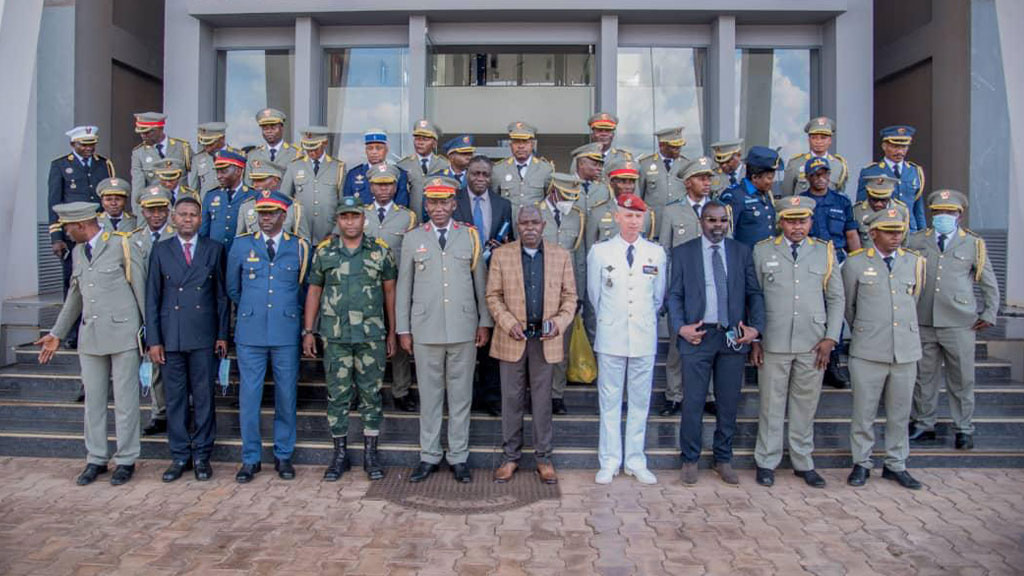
[[932, 213, 958, 235], [218, 358, 231, 395], [139, 359, 153, 396], [556, 200, 576, 215]]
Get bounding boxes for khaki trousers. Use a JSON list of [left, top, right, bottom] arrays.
[[754, 351, 823, 471], [912, 325, 976, 434], [414, 341, 477, 465], [849, 357, 916, 471], [80, 349, 141, 466]]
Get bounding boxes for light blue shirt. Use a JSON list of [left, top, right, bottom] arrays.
[[469, 190, 491, 239], [701, 236, 728, 325]]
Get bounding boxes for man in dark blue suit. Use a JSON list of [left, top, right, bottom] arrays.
[[453, 155, 514, 415], [667, 200, 765, 486], [342, 129, 410, 207], [146, 196, 230, 483]]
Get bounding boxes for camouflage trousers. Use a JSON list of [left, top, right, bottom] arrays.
[[324, 341, 385, 437]]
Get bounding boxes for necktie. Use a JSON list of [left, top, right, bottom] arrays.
[[664, 159, 672, 172], [938, 234, 947, 252], [110, 217, 121, 230], [421, 158, 429, 175], [583, 181, 590, 194], [151, 231, 160, 245], [893, 164, 901, 179], [183, 241, 193, 266], [378, 206, 386, 223], [473, 197, 486, 244], [692, 203, 701, 216], [313, 159, 320, 175], [156, 143, 165, 158], [269, 148, 277, 162], [626, 244, 635, 268], [517, 164, 527, 180], [81, 159, 90, 170], [711, 245, 729, 326], [437, 228, 447, 250], [266, 238, 276, 260], [84, 242, 93, 262], [554, 206, 562, 227], [883, 255, 894, 271], [729, 173, 738, 187], [791, 242, 799, 261]]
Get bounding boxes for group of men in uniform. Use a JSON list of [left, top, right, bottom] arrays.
[[41, 105, 999, 489]]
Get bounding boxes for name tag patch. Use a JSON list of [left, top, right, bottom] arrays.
[[642, 265, 658, 275]]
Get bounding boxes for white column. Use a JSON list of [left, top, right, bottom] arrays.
[[408, 15, 427, 125], [709, 16, 737, 144], [293, 16, 321, 140], [831, 0, 873, 185], [998, 0, 1024, 306], [597, 15, 618, 114], [163, 0, 214, 138]]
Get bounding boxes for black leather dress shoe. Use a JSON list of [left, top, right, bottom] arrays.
[[660, 401, 682, 416], [393, 394, 418, 412], [452, 463, 472, 483], [162, 459, 192, 483], [409, 461, 439, 483], [275, 458, 296, 480], [882, 467, 922, 490], [908, 423, 937, 442], [795, 469, 827, 488], [955, 433, 974, 450], [76, 463, 107, 486], [847, 464, 870, 487], [552, 398, 568, 415], [235, 462, 261, 484], [484, 402, 501, 417], [704, 401, 717, 416], [755, 466, 775, 487], [823, 360, 850, 389], [110, 464, 135, 486], [75, 387, 85, 403], [143, 419, 167, 436], [194, 460, 213, 481]]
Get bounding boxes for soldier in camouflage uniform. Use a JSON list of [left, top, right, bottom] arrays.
[[304, 195, 397, 482]]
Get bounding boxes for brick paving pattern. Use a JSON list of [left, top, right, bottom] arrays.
[[0, 457, 1022, 575]]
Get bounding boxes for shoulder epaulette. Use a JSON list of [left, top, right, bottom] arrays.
[[833, 153, 846, 162], [847, 248, 865, 257], [406, 209, 417, 231], [316, 237, 332, 251], [128, 226, 145, 235], [637, 153, 656, 162], [902, 247, 922, 258], [133, 142, 144, 151], [893, 198, 908, 207], [373, 237, 389, 250], [788, 152, 809, 161], [823, 240, 835, 287], [755, 237, 774, 248], [293, 154, 307, 163], [863, 161, 881, 169], [236, 231, 253, 238]]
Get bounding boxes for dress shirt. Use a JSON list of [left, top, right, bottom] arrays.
[[468, 190, 492, 239], [701, 235, 728, 325], [177, 235, 197, 262], [521, 242, 545, 324]]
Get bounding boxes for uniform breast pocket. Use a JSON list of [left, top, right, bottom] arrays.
[[827, 211, 847, 235], [412, 253, 430, 273], [452, 252, 473, 271], [363, 258, 382, 280], [858, 276, 878, 295]]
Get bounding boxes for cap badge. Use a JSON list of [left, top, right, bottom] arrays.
[[940, 190, 950, 199], [897, 127, 907, 135], [887, 209, 898, 217], [790, 197, 800, 205]]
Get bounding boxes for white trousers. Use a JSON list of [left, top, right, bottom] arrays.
[[596, 353, 655, 471]]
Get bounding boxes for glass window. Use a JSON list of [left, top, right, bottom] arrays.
[[429, 50, 593, 87], [734, 48, 816, 160], [221, 50, 294, 151], [617, 47, 707, 160], [324, 47, 410, 167]]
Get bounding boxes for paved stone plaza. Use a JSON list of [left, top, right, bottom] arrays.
[[0, 458, 1022, 575]]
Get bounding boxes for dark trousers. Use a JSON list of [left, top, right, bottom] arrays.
[[164, 348, 217, 461], [474, 342, 502, 409], [498, 339, 555, 463], [678, 330, 746, 463]]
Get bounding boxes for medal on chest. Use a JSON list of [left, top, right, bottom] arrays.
[[605, 265, 614, 288]]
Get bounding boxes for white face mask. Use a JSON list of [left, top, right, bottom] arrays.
[[555, 200, 575, 214]]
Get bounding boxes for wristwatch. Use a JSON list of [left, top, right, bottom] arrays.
[[302, 329, 315, 336]]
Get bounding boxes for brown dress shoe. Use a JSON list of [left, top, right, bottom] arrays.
[[713, 461, 739, 485], [536, 462, 558, 484], [680, 461, 698, 485], [493, 461, 518, 483]]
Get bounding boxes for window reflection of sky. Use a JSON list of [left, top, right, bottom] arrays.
[[224, 51, 294, 150], [616, 48, 706, 160], [735, 48, 812, 161]]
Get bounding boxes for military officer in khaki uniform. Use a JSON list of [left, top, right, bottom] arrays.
[[146, 157, 199, 207], [781, 117, 849, 197], [398, 119, 449, 220], [129, 187, 177, 435], [709, 139, 744, 198], [188, 122, 230, 201], [130, 112, 192, 206], [236, 159, 309, 239], [853, 175, 909, 249], [749, 196, 844, 488], [363, 163, 419, 412], [843, 209, 927, 490], [36, 202, 147, 486], [908, 190, 1000, 450], [280, 126, 346, 244], [97, 178, 138, 233], [657, 157, 727, 416], [492, 121, 554, 219], [636, 126, 687, 220], [586, 112, 633, 178], [585, 157, 655, 255], [538, 174, 586, 414], [245, 108, 300, 186], [396, 176, 493, 484], [572, 143, 613, 216]]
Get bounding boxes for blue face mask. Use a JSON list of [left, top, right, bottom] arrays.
[[933, 213, 958, 235]]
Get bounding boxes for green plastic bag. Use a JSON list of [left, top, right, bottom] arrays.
[[566, 314, 597, 384]]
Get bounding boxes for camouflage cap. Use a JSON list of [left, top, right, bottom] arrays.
[[775, 195, 816, 220], [336, 195, 365, 215]]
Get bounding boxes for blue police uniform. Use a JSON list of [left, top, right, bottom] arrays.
[[199, 184, 256, 250], [343, 163, 410, 207], [720, 178, 776, 247], [801, 189, 857, 263], [226, 224, 310, 466]]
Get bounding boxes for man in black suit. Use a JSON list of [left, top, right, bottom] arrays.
[[668, 200, 765, 486], [146, 196, 230, 482], [453, 155, 514, 415]]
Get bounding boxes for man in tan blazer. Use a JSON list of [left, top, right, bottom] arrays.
[[486, 205, 577, 485]]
